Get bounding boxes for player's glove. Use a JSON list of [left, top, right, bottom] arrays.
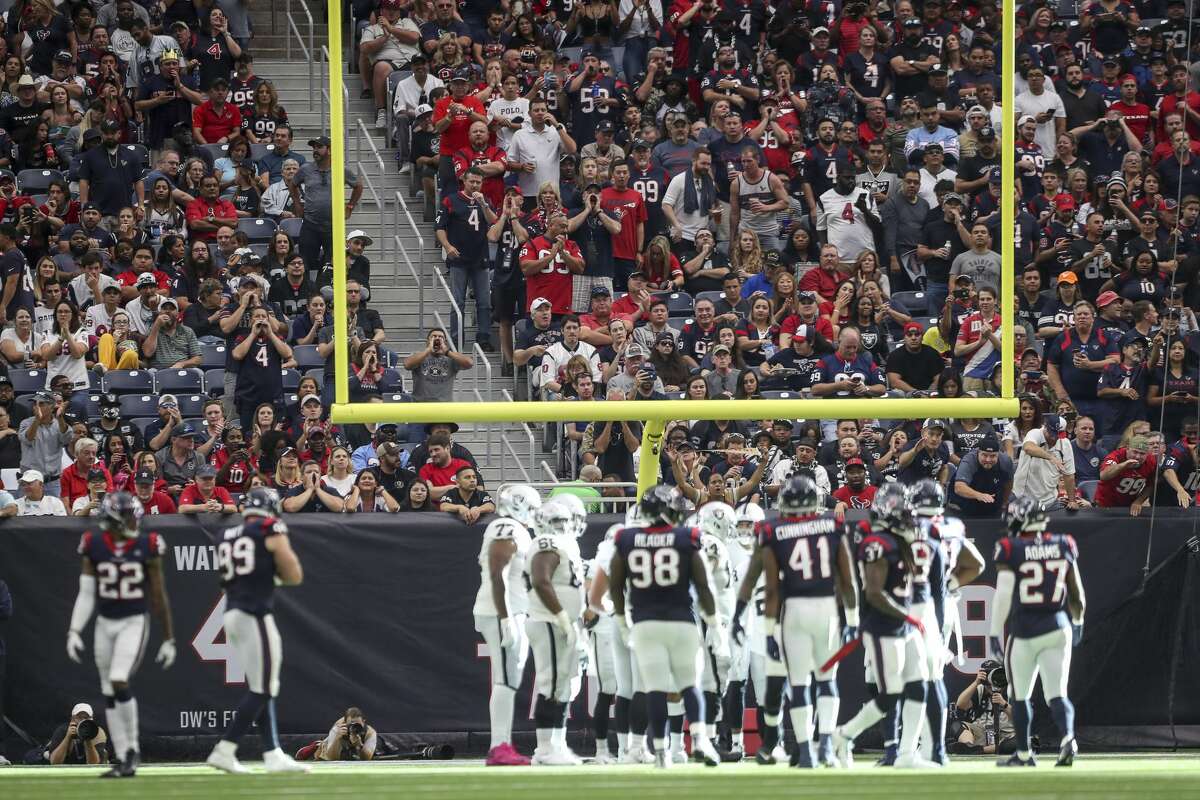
[[500, 616, 518, 648], [704, 616, 729, 660], [841, 625, 858, 645], [988, 636, 1005, 658], [1071, 622, 1084, 647], [66, 630, 85, 663], [156, 639, 176, 669], [766, 634, 781, 661], [731, 599, 748, 646], [554, 609, 577, 652], [904, 614, 926, 635]]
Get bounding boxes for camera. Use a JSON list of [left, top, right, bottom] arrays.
[[76, 718, 99, 741], [954, 288, 971, 300], [981, 659, 1007, 692], [510, 115, 524, 124], [347, 721, 365, 738]]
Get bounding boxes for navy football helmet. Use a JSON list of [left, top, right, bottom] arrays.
[[871, 481, 918, 541], [243, 486, 282, 518], [99, 492, 143, 539], [778, 474, 822, 515], [1003, 494, 1048, 534], [909, 479, 946, 518], [639, 484, 689, 526]]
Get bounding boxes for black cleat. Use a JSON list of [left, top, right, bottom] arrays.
[[100, 749, 138, 778], [720, 747, 744, 763], [1056, 736, 1078, 767], [754, 748, 777, 765], [998, 753, 1038, 767]]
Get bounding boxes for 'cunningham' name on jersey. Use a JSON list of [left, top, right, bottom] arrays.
[[770, 517, 839, 540]]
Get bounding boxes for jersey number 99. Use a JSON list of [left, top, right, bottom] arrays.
[[217, 537, 256, 582]]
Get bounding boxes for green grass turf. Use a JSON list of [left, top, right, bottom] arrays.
[[0, 754, 1196, 800]]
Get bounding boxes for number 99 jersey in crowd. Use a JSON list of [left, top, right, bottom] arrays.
[[217, 515, 287, 617], [77, 529, 166, 619], [614, 524, 701, 624], [993, 532, 1079, 638]]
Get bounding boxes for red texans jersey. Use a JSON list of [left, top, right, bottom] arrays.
[[78, 530, 165, 619], [1095, 447, 1157, 507], [452, 145, 507, 208]]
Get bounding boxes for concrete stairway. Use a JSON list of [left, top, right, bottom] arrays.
[[258, 54, 560, 486]]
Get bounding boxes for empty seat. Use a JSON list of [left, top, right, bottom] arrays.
[[119, 395, 159, 418], [17, 168, 64, 194], [655, 291, 694, 316], [890, 291, 926, 312], [204, 368, 225, 396], [760, 390, 800, 400], [201, 343, 226, 369], [8, 369, 44, 393], [177, 395, 206, 416], [87, 371, 102, 391], [123, 143, 150, 170], [695, 290, 725, 308], [278, 217, 303, 239], [249, 143, 272, 162], [281, 368, 300, 391], [103, 370, 155, 394], [199, 143, 228, 162], [129, 417, 159, 439], [157, 368, 205, 394], [303, 367, 325, 385], [292, 344, 324, 369], [237, 217, 276, 243]]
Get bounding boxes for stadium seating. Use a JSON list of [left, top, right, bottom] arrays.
[[157, 368, 206, 394], [237, 218, 277, 243], [8, 369, 44, 394], [119, 395, 160, 418], [103, 370, 155, 394], [201, 344, 227, 369], [655, 291, 694, 317], [17, 169, 63, 194], [279, 218, 304, 239]]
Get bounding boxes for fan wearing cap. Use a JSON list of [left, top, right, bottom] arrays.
[[358, 0, 421, 129], [286, 138, 362, 280], [178, 464, 237, 514], [156, 421, 209, 498], [134, 48, 206, 151], [70, 467, 114, 516], [948, 435, 1013, 518], [47, 702, 109, 765], [831, 457, 877, 514], [15, 468, 67, 516], [1096, 335, 1154, 439], [190, 75, 244, 145], [886, 321, 945, 394], [76, 118, 145, 222], [896, 418, 952, 485], [1120, 206, 1178, 274], [143, 294, 202, 370]]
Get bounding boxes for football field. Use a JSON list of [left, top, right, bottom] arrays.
[[0, 754, 1197, 800]]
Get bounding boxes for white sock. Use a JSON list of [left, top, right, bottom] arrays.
[[789, 706, 813, 748], [617, 732, 628, 755], [652, 736, 666, 754], [816, 695, 839, 735], [690, 721, 707, 743], [535, 728, 552, 751], [898, 699, 926, 758], [840, 702, 886, 741], [552, 726, 567, 749], [731, 731, 744, 749], [489, 686, 516, 749], [105, 707, 125, 759], [213, 740, 237, 757], [117, 698, 139, 755]]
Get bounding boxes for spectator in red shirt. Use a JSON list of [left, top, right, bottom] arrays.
[[192, 76, 243, 144], [133, 468, 177, 514], [418, 431, 472, 502], [798, 243, 852, 302], [601, 162, 647, 290], [211, 425, 258, 493], [177, 464, 238, 513], [519, 211, 584, 315], [185, 174, 239, 242], [432, 70, 488, 197], [832, 457, 877, 513], [1095, 435, 1156, 515], [1111, 75, 1151, 145], [452, 120, 507, 209], [60, 437, 113, 510]]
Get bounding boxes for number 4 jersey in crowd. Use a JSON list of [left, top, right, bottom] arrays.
[[78, 530, 166, 619]]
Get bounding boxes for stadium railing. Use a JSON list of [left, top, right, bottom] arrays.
[[286, 0, 317, 111]]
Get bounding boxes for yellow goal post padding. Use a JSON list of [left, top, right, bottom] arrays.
[[324, 0, 1018, 496]]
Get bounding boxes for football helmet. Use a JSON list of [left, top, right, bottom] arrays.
[[639, 484, 689, 527], [909, 479, 946, 518], [534, 499, 575, 538], [99, 492, 143, 539], [555, 492, 587, 537], [735, 502, 765, 548], [1003, 494, 1048, 534], [696, 501, 737, 542], [496, 484, 542, 527], [243, 486, 282, 518], [871, 482, 919, 542], [777, 474, 822, 515], [624, 503, 647, 527]]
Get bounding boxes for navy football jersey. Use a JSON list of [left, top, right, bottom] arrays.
[[856, 529, 913, 637], [78, 531, 166, 619], [218, 516, 285, 616], [757, 513, 844, 599], [993, 533, 1078, 638], [906, 537, 941, 606], [630, 164, 670, 240], [615, 524, 700, 623]]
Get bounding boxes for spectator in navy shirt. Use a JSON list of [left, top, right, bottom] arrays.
[[1096, 339, 1152, 441], [810, 327, 887, 398], [896, 417, 952, 485], [436, 167, 497, 349], [1046, 301, 1119, 434], [949, 434, 1013, 517], [1070, 414, 1107, 484]]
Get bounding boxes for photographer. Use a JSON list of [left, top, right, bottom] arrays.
[[314, 708, 377, 761], [46, 703, 108, 765], [951, 661, 1016, 756]]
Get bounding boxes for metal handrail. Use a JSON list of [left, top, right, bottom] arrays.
[[286, 0, 315, 109], [472, 343, 493, 464], [354, 166, 390, 275], [501, 436, 531, 483], [540, 462, 559, 482], [501, 389, 537, 477], [430, 264, 464, 352], [354, 118, 388, 175], [393, 190, 426, 297]]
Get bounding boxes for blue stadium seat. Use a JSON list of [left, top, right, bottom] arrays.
[[199, 143, 228, 162], [237, 217, 276, 243], [695, 290, 724, 308], [84, 394, 102, 418], [890, 291, 926, 313], [201, 343, 226, 369], [129, 417, 158, 439], [157, 368, 205, 394], [1077, 480, 1099, 502], [279, 218, 303, 239], [760, 390, 802, 400], [87, 371, 102, 391], [103, 370, 155, 394], [379, 370, 404, 393], [119, 395, 159, 418], [303, 367, 324, 385], [204, 368, 225, 396], [250, 143, 273, 162], [8, 369, 44, 394], [293, 344, 324, 369], [281, 369, 301, 391], [17, 168, 64, 194], [177, 394, 206, 417], [655, 291, 694, 316]]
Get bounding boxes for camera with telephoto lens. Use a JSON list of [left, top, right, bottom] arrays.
[[981, 659, 1007, 692], [347, 721, 365, 739], [76, 718, 99, 741]]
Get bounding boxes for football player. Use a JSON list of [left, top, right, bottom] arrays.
[[694, 503, 737, 757], [525, 499, 586, 766], [721, 502, 762, 759], [990, 495, 1086, 768], [474, 484, 541, 767], [67, 493, 175, 778], [609, 485, 723, 769], [910, 479, 984, 765], [205, 487, 308, 774], [759, 476, 859, 768], [832, 485, 937, 769], [588, 505, 654, 764]]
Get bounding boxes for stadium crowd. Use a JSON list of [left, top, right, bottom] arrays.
[[368, 0, 1200, 515]]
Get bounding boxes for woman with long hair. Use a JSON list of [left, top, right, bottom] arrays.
[[522, 181, 562, 237], [155, 234, 189, 300], [31, 256, 56, 304], [734, 367, 761, 399], [702, 324, 745, 370], [874, 427, 909, 481], [21, 0, 73, 77], [144, 177, 186, 245], [214, 134, 254, 189], [432, 33, 470, 81], [937, 368, 963, 399], [939, 31, 965, 77], [343, 468, 400, 513], [264, 231, 295, 281], [0, 307, 45, 367], [770, 270, 798, 326], [290, 293, 330, 346], [231, 163, 263, 218], [1148, 339, 1200, 441], [45, 84, 76, 137], [95, 77, 133, 141], [781, 225, 818, 269], [95, 309, 142, 370], [1, 54, 24, 98], [736, 295, 779, 368], [39, 300, 90, 390], [401, 478, 436, 511], [641, 235, 683, 290], [730, 229, 764, 278], [113, 206, 148, 249], [180, 157, 208, 197], [649, 333, 690, 391], [848, 294, 888, 363], [1003, 394, 1044, 461], [16, 119, 61, 171], [1105, 250, 1171, 306], [350, 340, 392, 401], [272, 446, 304, 492], [106, 434, 134, 491], [684, 374, 709, 401], [825, 279, 857, 334], [321, 445, 357, 498], [851, 250, 889, 295], [566, 0, 619, 62], [243, 81, 289, 143], [507, 14, 549, 51]]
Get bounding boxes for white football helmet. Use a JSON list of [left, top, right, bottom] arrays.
[[555, 493, 587, 537], [735, 502, 765, 549], [624, 503, 647, 526], [535, 499, 575, 539], [697, 502, 737, 542], [496, 484, 542, 527], [603, 523, 624, 543]]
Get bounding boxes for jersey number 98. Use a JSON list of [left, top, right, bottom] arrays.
[[628, 548, 679, 588]]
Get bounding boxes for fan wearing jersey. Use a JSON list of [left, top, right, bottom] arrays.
[[231, 305, 292, 432], [730, 146, 789, 251], [205, 488, 308, 775], [610, 485, 723, 769], [525, 499, 587, 766], [693, 502, 738, 757], [519, 211, 585, 316], [990, 495, 1086, 767], [474, 485, 541, 767], [832, 484, 938, 769], [588, 505, 654, 764], [759, 476, 858, 768], [67, 493, 175, 779], [817, 161, 883, 263], [909, 480, 984, 766]]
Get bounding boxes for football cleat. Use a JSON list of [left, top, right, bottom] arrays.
[[263, 748, 311, 773], [895, 753, 941, 769], [790, 742, 815, 768], [653, 749, 671, 770], [998, 753, 1038, 767], [720, 746, 745, 762], [754, 747, 777, 766], [831, 729, 854, 768], [486, 743, 531, 766], [206, 744, 251, 774], [1056, 736, 1078, 767], [100, 749, 138, 778], [591, 751, 618, 766], [693, 737, 720, 767], [531, 748, 579, 766]]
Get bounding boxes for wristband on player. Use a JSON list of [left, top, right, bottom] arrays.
[[554, 609, 572, 632], [701, 610, 721, 629], [844, 607, 860, 628], [904, 614, 924, 632]]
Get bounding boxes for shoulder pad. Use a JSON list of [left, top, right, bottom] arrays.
[[266, 517, 288, 537], [486, 519, 516, 540], [78, 531, 93, 557], [859, 534, 892, 561], [147, 532, 166, 557], [533, 535, 560, 553]]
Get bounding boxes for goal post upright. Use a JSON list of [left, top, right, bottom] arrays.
[[327, 1, 1019, 496]]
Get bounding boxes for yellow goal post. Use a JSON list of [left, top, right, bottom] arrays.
[[325, 0, 1019, 496]]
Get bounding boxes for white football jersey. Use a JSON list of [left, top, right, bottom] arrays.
[[525, 535, 585, 622], [700, 533, 734, 621], [473, 517, 533, 617], [584, 545, 615, 615]]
